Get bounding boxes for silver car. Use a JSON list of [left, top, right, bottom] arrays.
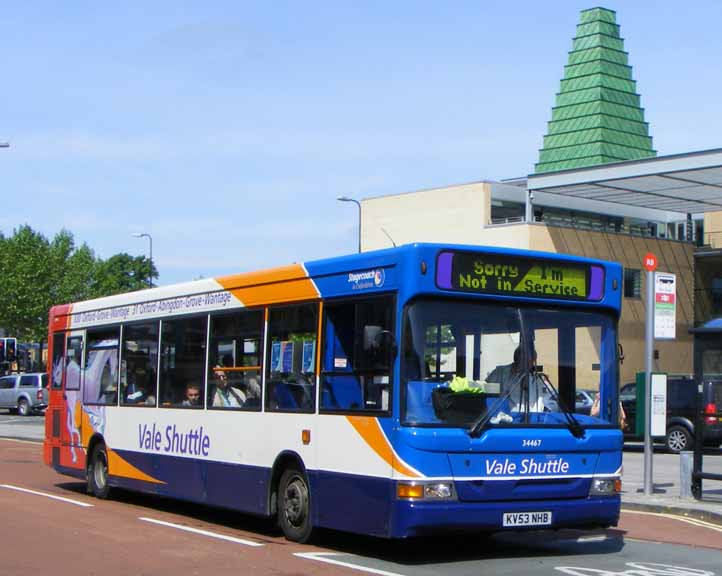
[[0, 373, 48, 416]]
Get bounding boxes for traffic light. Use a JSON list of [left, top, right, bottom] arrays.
[[5, 338, 16, 362]]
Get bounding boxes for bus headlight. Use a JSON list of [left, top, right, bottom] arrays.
[[397, 481, 456, 500], [589, 476, 621, 496]]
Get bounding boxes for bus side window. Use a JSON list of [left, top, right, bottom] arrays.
[[320, 296, 394, 414], [159, 316, 207, 408], [208, 309, 264, 411], [266, 304, 318, 413], [51, 333, 65, 390], [121, 322, 159, 407], [83, 327, 120, 406]]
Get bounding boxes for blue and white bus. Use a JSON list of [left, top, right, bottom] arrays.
[[45, 243, 623, 541]]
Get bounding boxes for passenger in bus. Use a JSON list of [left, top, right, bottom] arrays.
[[210, 365, 246, 408], [487, 346, 545, 413], [123, 361, 155, 405], [182, 383, 202, 407]]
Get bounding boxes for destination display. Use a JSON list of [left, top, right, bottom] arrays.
[[435, 250, 604, 301]]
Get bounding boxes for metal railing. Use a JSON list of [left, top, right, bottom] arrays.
[[488, 214, 695, 243]]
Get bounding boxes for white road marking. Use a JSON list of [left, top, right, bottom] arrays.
[[0, 437, 41, 444], [0, 484, 94, 507], [294, 552, 407, 576], [624, 509, 722, 533], [138, 517, 264, 547]]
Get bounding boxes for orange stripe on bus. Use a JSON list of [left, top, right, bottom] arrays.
[[107, 448, 165, 484], [76, 406, 164, 484], [346, 416, 420, 478], [216, 264, 318, 307]]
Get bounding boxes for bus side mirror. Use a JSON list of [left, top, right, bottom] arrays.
[[618, 343, 624, 365]]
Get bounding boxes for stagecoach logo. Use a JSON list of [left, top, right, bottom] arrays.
[[348, 269, 385, 290]]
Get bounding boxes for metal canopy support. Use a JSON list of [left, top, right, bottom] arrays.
[[525, 190, 534, 222]]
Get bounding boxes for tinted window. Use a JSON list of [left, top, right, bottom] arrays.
[[321, 296, 394, 413], [121, 322, 159, 407], [266, 304, 318, 413], [65, 336, 83, 391], [208, 310, 264, 411], [159, 317, 207, 408], [51, 333, 65, 389], [624, 268, 641, 299], [19, 375, 37, 387], [84, 328, 120, 406], [0, 376, 15, 390]]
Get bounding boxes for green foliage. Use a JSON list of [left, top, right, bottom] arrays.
[[94, 253, 157, 295], [0, 226, 159, 342]]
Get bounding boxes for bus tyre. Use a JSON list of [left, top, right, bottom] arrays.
[[17, 399, 30, 417], [278, 467, 312, 543], [88, 443, 111, 499], [666, 426, 692, 453]]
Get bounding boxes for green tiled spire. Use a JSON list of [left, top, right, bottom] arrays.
[[535, 7, 656, 173]]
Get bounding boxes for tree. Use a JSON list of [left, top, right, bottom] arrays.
[[93, 253, 157, 295], [0, 225, 158, 343], [49, 229, 98, 306], [0, 225, 56, 342]]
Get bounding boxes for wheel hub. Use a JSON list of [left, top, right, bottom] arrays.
[[283, 478, 308, 527]]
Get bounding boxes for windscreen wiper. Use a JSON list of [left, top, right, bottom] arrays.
[[468, 371, 524, 438], [537, 372, 585, 439]]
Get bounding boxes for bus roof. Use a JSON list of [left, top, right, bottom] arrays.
[[49, 243, 622, 331]]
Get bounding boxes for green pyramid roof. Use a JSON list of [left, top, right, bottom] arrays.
[[535, 7, 656, 173]]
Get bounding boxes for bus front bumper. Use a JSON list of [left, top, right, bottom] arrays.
[[389, 495, 620, 538]]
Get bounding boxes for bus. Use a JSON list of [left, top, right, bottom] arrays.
[[44, 243, 623, 541]]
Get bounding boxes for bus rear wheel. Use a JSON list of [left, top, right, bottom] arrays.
[[88, 443, 111, 499], [278, 467, 312, 543]]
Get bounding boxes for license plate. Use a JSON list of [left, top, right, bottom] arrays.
[[502, 511, 552, 527]]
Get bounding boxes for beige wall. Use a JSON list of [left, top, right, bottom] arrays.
[[704, 211, 722, 248], [362, 182, 491, 251], [360, 190, 694, 385]]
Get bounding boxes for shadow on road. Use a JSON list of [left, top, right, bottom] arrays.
[[55, 479, 626, 564]]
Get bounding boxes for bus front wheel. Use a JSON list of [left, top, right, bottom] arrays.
[[278, 467, 312, 543], [88, 443, 111, 499]]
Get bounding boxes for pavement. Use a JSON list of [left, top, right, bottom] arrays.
[[2, 414, 722, 525], [620, 443, 722, 525]]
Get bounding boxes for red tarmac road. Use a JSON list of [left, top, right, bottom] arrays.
[[1, 438, 720, 576]]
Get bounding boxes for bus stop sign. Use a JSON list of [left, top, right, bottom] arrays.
[[643, 253, 658, 272]]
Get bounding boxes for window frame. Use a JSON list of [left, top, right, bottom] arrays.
[[207, 308, 265, 412], [265, 302, 320, 414], [319, 294, 396, 416], [83, 326, 121, 407], [120, 320, 160, 408], [623, 268, 642, 299], [158, 314, 209, 409]]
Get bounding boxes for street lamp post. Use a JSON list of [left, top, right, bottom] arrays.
[[132, 232, 153, 287], [337, 196, 362, 253]]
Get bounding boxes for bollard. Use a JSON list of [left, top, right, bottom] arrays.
[[679, 451, 694, 499]]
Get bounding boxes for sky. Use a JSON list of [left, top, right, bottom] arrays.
[[3, 1, 722, 285]]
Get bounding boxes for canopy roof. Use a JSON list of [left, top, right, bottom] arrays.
[[527, 148, 722, 216]]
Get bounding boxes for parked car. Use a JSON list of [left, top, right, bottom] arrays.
[[575, 390, 596, 415], [539, 388, 596, 414], [0, 372, 48, 416], [621, 377, 722, 453]]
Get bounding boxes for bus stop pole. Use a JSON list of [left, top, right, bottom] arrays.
[[644, 269, 654, 496]]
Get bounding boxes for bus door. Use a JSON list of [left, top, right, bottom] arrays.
[[61, 332, 85, 450]]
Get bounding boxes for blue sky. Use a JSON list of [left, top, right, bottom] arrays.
[[3, 1, 722, 285]]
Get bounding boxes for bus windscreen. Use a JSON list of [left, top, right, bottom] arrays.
[[436, 250, 604, 301]]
